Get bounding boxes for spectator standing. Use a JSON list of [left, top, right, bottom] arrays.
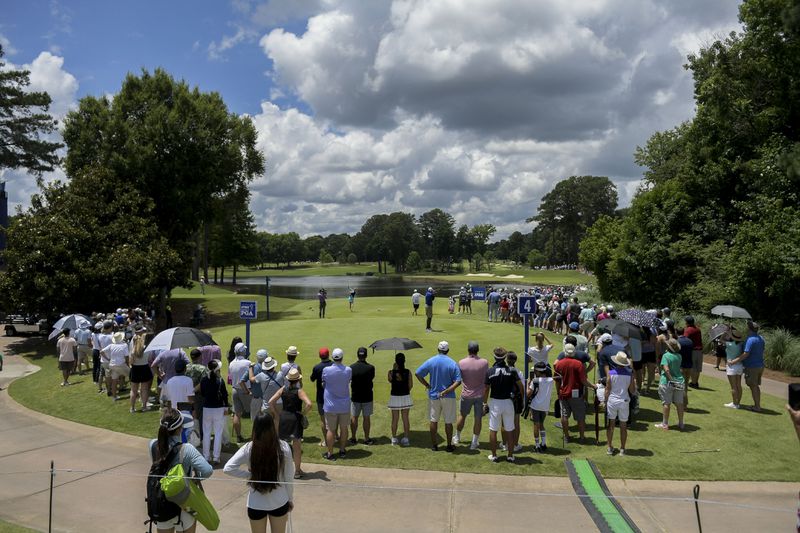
[[677, 327, 694, 407], [554, 345, 597, 443], [487, 288, 501, 322], [269, 368, 312, 478], [425, 287, 436, 331], [388, 353, 413, 446], [163, 359, 194, 411], [565, 322, 588, 352], [73, 323, 92, 375], [683, 316, 703, 388], [483, 347, 523, 463], [454, 341, 488, 450], [227, 336, 244, 364], [655, 338, 686, 430], [527, 361, 555, 452], [102, 331, 130, 401], [322, 348, 352, 460], [151, 347, 190, 401], [527, 333, 554, 365], [253, 355, 285, 426], [56, 328, 77, 387], [129, 325, 154, 412], [724, 330, 744, 409], [310, 347, 333, 444], [185, 349, 209, 426], [606, 353, 636, 456], [505, 351, 525, 453], [200, 360, 229, 464], [229, 343, 253, 442], [349, 347, 376, 445], [280, 346, 301, 378], [247, 350, 268, 419], [416, 341, 462, 451], [729, 321, 765, 412]]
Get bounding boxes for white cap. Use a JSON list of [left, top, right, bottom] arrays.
[[256, 349, 269, 361], [598, 333, 613, 344], [438, 340, 449, 352], [332, 348, 344, 361], [234, 342, 248, 356]]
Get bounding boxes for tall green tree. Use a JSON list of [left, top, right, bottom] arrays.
[[418, 208, 455, 271], [208, 186, 259, 285], [0, 45, 62, 173]]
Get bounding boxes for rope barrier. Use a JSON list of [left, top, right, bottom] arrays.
[[0, 468, 793, 515]]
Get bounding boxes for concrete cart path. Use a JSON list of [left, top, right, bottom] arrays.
[[0, 347, 797, 532]]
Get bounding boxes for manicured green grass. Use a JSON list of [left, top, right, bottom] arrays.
[[9, 294, 798, 481], [236, 263, 380, 278], [0, 519, 40, 533]]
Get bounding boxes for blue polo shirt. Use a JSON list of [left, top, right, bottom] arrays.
[[416, 353, 462, 399], [742, 334, 765, 368], [322, 362, 352, 414], [425, 290, 435, 306]]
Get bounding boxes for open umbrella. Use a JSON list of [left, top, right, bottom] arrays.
[[144, 327, 215, 354], [48, 314, 92, 340], [709, 324, 730, 342], [617, 309, 660, 328], [369, 337, 423, 353], [710, 305, 751, 320], [597, 318, 645, 340]]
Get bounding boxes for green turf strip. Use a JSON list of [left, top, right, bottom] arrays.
[[572, 459, 635, 533]]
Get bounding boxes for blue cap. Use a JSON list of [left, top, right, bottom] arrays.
[[569, 321, 579, 331]]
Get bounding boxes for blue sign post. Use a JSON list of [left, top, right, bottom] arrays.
[[517, 295, 537, 380], [240, 301, 257, 355], [471, 287, 486, 301]]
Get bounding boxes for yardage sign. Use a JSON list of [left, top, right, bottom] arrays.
[[517, 295, 537, 315], [240, 301, 257, 320]]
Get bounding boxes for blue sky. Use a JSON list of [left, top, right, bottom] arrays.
[[1, 1, 742, 238]]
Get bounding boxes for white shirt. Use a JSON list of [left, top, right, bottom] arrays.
[[228, 357, 251, 391], [101, 343, 129, 366], [57, 336, 77, 362], [97, 333, 113, 351], [528, 345, 552, 364], [528, 377, 554, 412], [164, 375, 195, 406], [411, 293, 421, 305], [223, 440, 294, 510]]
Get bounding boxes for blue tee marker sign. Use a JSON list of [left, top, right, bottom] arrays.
[[240, 301, 257, 355], [516, 295, 537, 381], [471, 287, 486, 301]]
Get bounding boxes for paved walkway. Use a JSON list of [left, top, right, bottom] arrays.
[[0, 341, 797, 532]]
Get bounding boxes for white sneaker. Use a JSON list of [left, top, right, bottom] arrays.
[[619, 449, 626, 457], [513, 444, 523, 453], [469, 441, 479, 450], [451, 434, 460, 445], [607, 447, 614, 455], [500, 443, 507, 451], [391, 437, 399, 446], [554, 421, 562, 429], [724, 402, 739, 409]]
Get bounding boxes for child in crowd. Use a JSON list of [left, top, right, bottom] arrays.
[[527, 361, 555, 452]]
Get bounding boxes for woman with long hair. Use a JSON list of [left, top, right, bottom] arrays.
[[200, 359, 229, 465], [129, 325, 153, 412], [387, 352, 413, 446], [224, 412, 295, 533], [149, 408, 213, 533], [228, 336, 243, 364], [269, 368, 312, 478]]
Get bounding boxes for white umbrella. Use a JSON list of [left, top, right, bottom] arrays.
[[710, 305, 752, 320], [144, 327, 215, 354], [48, 314, 92, 340]]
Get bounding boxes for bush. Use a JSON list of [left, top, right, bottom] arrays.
[[762, 328, 800, 376]]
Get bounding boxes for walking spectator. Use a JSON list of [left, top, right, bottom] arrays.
[[129, 325, 153, 412], [528, 361, 555, 452], [425, 287, 436, 331], [730, 321, 765, 412], [310, 347, 333, 445], [416, 341, 462, 451], [554, 344, 597, 443], [56, 328, 77, 387], [483, 347, 523, 463], [388, 353, 413, 446], [606, 353, 636, 456], [200, 360, 229, 465], [349, 347, 375, 445], [269, 368, 312, 478], [74, 323, 92, 375], [655, 338, 686, 430], [322, 348, 352, 460], [527, 333, 554, 365], [411, 289, 421, 316], [224, 412, 294, 533], [229, 343, 252, 442], [454, 341, 488, 450], [724, 330, 744, 409], [102, 331, 130, 401], [149, 408, 213, 533], [683, 316, 703, 388]]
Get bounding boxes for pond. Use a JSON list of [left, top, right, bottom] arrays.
[[235, 275, 537, 300]]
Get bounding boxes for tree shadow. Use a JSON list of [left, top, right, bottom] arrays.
[[5, 336, 50, 359]]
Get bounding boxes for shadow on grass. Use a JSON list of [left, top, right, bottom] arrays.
[[301, 469, 332, 481], [620, 448, 654, 457], [685, 407, 710, 414], [171, 297, 301, 329], [340, 448, 373, 460], [5, 336, 51, 360]]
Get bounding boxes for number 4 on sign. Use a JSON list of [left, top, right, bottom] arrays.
[[518, 296, 536, 315]]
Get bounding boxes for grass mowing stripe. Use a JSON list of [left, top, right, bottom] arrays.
[[571, 459, 637, 533]]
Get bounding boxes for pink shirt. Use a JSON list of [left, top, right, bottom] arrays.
[[458, 355, 489, 399], [198, 345, 222, 366]]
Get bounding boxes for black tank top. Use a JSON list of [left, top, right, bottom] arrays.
[[282, 386, 302, 413], [390, 368, 410, 396]]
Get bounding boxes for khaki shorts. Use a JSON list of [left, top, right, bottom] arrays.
[[109, 364, 128, 380], [232, 389, 250, 416], [744, 367, 763, 387], [428, 397, 457, 424], [77, 345, 92, 362], [425, 305, 433, 318], [658, 382, 685, 405], [324, 412, 349, 433]]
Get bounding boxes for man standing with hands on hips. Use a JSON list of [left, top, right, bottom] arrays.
[[416, 341, 462, 451]]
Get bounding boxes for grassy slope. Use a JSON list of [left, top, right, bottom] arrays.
[[0, 519, 40, 533], [10, 291, 797, 481]]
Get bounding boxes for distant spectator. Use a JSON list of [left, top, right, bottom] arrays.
[[56, 328, 77, 387]]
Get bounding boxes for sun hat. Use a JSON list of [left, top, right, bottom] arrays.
[[428, 287, 434, 292], [318, 347, 330, 359], [599, 333, 613, 344], [569, 321, 579, 331], [286, 346, 299, 357], [666, 338, 681, 353], [262, 356, 278, 371], [564, 344, 576, 357], [286, 368, 302, 381], [413, 289, 418, 293], [256, 349, 269, 362], [534, 361, 549, 373], [111, 331, 125, 344], [612, 351, 631, 367], [135, 325, 147, 333], [332, 348, 344, 361], [234, 342, 247, 356], [437, 340, 449, 353], [730, 329, 742, 341]]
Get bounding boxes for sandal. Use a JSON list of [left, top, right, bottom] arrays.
[[294, 471, 305, 479]]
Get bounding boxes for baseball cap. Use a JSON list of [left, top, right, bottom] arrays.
[[533, 361, 549, 373], [256, 349, 269, 361], [234, 342, 248, 356], [318, 347, 330, 359], [437, 340, 449, 352], [569, 321, 579, 331], [357, 347, 368, 357], [332, 348, 344, 361], [564, 344, 576, 357], [599, 333, 613, 344]]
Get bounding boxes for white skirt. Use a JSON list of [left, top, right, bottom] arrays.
[[388, 394, 413, 410]]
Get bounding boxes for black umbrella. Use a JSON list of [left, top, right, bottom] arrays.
[[709, 324, 730, 342], [710, 305, 752, 320], [617, 309, 660, 328], [144, 327, 216, 353], [369, 337, 423, 353], [597, 318, 645, 340]]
